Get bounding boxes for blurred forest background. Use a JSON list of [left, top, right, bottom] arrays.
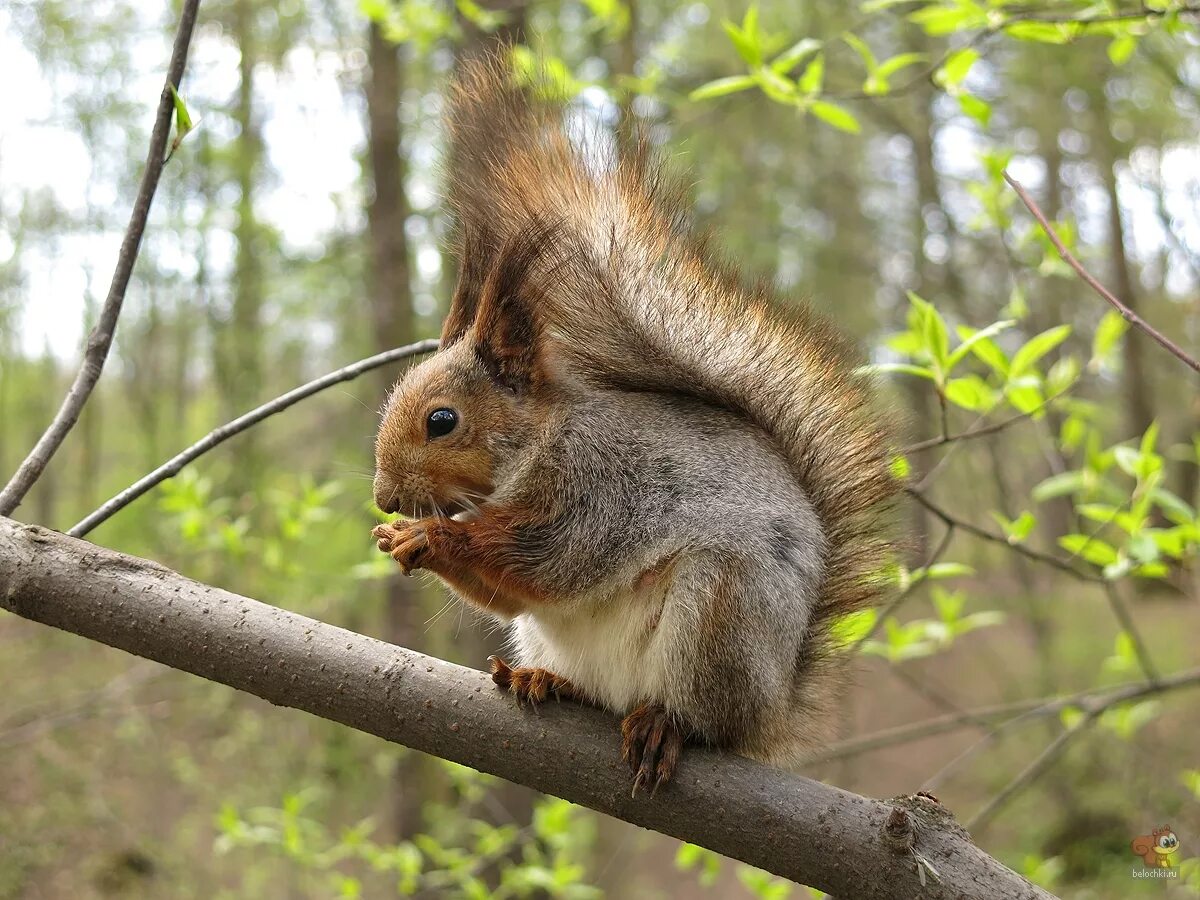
[[2, 0, 1199, 897]]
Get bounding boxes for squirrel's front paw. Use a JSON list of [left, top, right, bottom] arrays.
[[489, 656, 577, 708], [371, 521, 429, 575]]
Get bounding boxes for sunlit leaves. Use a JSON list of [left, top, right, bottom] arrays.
[[991, 511, 1037, 544], [861, 588, 1004, 663], [165, 84, 195, 163], [1090, 310, 1129, 370], [936, 47, 979, 92], [809, 100, 861, 133], [689, 75, 757, 101]]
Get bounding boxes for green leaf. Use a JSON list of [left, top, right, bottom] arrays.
[[858, 362, 935, 379], [1032, 471, 1086, 502], [948, 319, 1015, 368], [991, 510, 1036, 543], [797, 53, 825, 94], [1108, 33, 1137, 65], [169, 84, 193, 132], [842, 31, 878, 73], [958, 92, 992, 127], [1091, 310, 1129, 365], [689, 75, 757, 101], [922, 562, 975, 580], [809, 100, 860, 133], [1005, 21, 1075, 44], [937, 47, 979, 91], [960, 330, 1010, 376], [876, 51, 927, 79], [1009, 325, 1071, 379], [944, 374, 994, 412], [1045, 356, 1080, 397], [908, 292, 949, 371], [723, 20, 761, 67], [909, 3, 988, 36], [1060, 706, 1085, 731], [831, 609, 878, 648], [890, 453, 911, 479], [1006, 382, 1044, 414], [771, 38, 822, 74], [1059, 533, 1118, 566]]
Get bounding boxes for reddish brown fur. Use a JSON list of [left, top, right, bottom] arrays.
[[489, 656, 579, 705]]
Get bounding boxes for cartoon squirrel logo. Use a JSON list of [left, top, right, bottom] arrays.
[[1131, 825, 1180, 868]]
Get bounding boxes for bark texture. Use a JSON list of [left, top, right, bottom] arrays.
[[0, 518, 1052, 900]]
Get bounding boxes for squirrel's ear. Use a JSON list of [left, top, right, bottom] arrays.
[[471, 228, 551, 394], [441, 229, 493, 347]]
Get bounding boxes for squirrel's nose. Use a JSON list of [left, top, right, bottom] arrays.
[[373, 472, 401, 513]]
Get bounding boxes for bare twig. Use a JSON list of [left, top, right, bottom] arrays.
[[0, 0, 203, 517], [965, 713, 1097, 833], [1004, 171, 1200, 374], [807, 666, 1200, 765], [68, 339, 440, 537], [904, 389, 1067, 454], [906, 487, 1098, 581], [1101, 581, 1160, 684]]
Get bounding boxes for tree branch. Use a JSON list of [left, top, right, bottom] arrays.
[[0, 518, 1049, 900], [68, 339, 440, 537], [1004, 171, 1200, 375], [906, 487, 1099, 581], [808, 666, 1200, 765], [0, 0, 203, 517]]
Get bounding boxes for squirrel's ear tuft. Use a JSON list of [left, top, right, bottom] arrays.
[[441, 229, 493, 348], [470, 225, 555, 394]]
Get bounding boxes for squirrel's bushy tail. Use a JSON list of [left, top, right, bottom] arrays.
[[445, 56, 900, 655]]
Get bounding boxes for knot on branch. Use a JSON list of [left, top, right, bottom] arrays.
[[882, 807, 915, 854]]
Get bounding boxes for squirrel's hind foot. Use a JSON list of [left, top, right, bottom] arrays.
[[621, 702, 686, 798], [489, 656, 576, 708]]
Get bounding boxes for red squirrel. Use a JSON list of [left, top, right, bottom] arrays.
[[371, 56, 899, 794]]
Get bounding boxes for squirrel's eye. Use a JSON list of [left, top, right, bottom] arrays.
[[426, 408, 458, 439]]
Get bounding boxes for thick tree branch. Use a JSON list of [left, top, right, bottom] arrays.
[[0, 0, 202, 517], [68, 339, 439, 537], [1004, 171, 1200, 374], [0, 518, 1049, 899]]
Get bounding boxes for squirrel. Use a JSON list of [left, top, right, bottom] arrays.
[[371, 56, 899, 795], [1131, 826, 1179, 867]]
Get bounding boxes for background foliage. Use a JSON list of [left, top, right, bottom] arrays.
[[1, 0, 1199, 896]]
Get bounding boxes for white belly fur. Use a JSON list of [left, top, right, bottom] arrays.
[[508, 586, 672, 713]]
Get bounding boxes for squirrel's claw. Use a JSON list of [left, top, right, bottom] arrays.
[[489, 656, 576, 711], [621, 702, 684, 798]]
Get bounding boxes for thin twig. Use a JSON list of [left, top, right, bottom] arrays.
[[0, 0, 203, 517], [906, 487, 1098, 581], [850, 524, 956, 654], [806, 666, 1200, 765], [1102, 581, 1160, 684], [1004, 171, 1200, 374], [965, 713, 1097, 833], [904, 389, 1067, 454], [68, 339, 440, 537]]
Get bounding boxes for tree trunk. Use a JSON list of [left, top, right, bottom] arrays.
[[1094, 81, 1153, 439], [365, 21, 425, 842], [226, 0, 266, 499]]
